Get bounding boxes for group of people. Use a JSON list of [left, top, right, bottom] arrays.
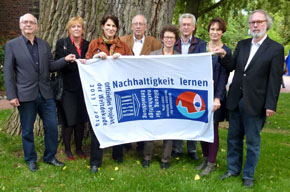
[[4, 9, 284, 188]]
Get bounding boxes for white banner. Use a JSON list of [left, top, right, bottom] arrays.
[[77, 53, 213, 148]]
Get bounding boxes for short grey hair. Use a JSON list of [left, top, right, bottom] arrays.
[[179, 13, 196, 26], [132, 14, 147, 24], [249, 9, 273, 30], [19, 13, 38, 24]]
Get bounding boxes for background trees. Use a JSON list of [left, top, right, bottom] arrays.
[[2, 0, 289, 136]]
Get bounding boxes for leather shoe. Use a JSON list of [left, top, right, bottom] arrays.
[[28, 162, 38, 172], [171, 151, 182, 158], [243, 179, 254, 187], [219, 172, 238, 180], [45, 159, 65, 167], [91, 165, 98, 174], [142, 160, 150, 168], [161, 162, 170, 169], [188, 152, 199, 160]]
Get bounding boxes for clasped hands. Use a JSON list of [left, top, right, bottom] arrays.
[[93, 52, 121, 59]]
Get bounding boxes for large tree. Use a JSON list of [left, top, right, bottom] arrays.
[[4, 0, 177, 136]]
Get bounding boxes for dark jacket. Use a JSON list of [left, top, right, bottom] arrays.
[[55, 37, 89, 92], [174, 36, 205, 54], [4, 35, 67, 102], [221, 37, 284, 116]]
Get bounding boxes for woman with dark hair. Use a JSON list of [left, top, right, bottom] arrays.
[[142, 25, 179, 170], [195, 18, 231, 176], [55, 16, 89, 160], [86, 15, 132, 173]]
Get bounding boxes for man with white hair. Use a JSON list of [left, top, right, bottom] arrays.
[[216, 10, 284, 187], [120, 14, 161, 56], [172, 13, 205, 161], [120, 14, 161, 152], [4, 13, 76, 172]]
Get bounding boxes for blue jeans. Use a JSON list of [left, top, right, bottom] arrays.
[[227, 99, 266, 180], [18, 93, 58, 163]]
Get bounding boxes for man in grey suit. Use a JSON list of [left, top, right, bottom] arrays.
[[4, 13, 76, 172], [215, 10, 284, 187]]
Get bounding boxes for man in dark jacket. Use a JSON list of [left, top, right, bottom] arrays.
[[4, 13, 75, 172], [216, 10, 284, 187], [172, 13, 205, 161]]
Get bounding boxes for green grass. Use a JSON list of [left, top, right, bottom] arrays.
[[0, 93, 290, 191]]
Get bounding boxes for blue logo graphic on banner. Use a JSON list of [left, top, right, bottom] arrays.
[[115, 88, 208, 123]]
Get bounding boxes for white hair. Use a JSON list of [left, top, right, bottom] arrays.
[[132, 14, 147, 24], [179, 13, 196, 26], [19, 13, 38, 24], [249, 9, 273, 30]]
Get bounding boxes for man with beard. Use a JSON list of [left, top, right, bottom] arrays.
[[215, 10, 284, 187]]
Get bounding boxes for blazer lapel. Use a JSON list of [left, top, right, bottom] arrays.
[[141, 36, 150, 55], [241, 39, 251, 70], [18, 36, 35, 66], [37, 37, 46, 73], [245, 37, 269, 72]]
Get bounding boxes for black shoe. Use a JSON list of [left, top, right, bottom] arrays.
[[91, 165, 98, 174], [161, 162, 170, 169], [142, 160, 150, 168], [28, 162, 38, 172], [45, 159, 65, 167], [171, 151, 182, 158], [219, 172, 238, 180], [188, 152, 199, 160], [116, 158, 123, 164], [243, 179, 254, 187]]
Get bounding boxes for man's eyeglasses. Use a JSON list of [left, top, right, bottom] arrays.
[[132, 22, 146, 27], [21, 20, 36, 25], [249, 20, 266, 26]]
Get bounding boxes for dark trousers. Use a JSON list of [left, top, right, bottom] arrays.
[[62, 123, 85, 153], [200, 122, 219, 163], [90, 128, 123, 167], [227, 99, 266, 180], [18, 93, 58, 163]]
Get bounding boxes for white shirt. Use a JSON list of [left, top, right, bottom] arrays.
[[133, 35, 145, 56], [181, 37, 191, 55], [244, 34, 267, 71]]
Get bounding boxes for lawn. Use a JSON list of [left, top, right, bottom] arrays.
[[0, 93, 289, 192]]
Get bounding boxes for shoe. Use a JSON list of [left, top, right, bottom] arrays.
[[171, 151, 182, 158], [91, 165, 98, 174], [188, 152, 199, 160], [28, 162, 38, 172], [199, 162, 215, 176], [76, 151, 87, 159], [196, 157, 208, 170], [65, 151, 75, 161], [243, 179, 254, 187], [161, 162, 170, 169], [45, 159, 65, 167], [219, 172, 238, 180], [142, 160, 150, 168]]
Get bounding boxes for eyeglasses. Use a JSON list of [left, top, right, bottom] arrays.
[[249, 20, 266, 26], [21, 20, 36, 25], [132, 22, 146, 26], [163, 36, 175, 40]]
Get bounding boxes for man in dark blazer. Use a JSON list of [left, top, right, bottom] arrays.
[[215, 10, 284, 187], [172, 13, 205, 161], [4, 13, 76, 172]]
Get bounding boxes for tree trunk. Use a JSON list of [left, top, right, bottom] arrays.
[[4, 0, 177, 136]]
